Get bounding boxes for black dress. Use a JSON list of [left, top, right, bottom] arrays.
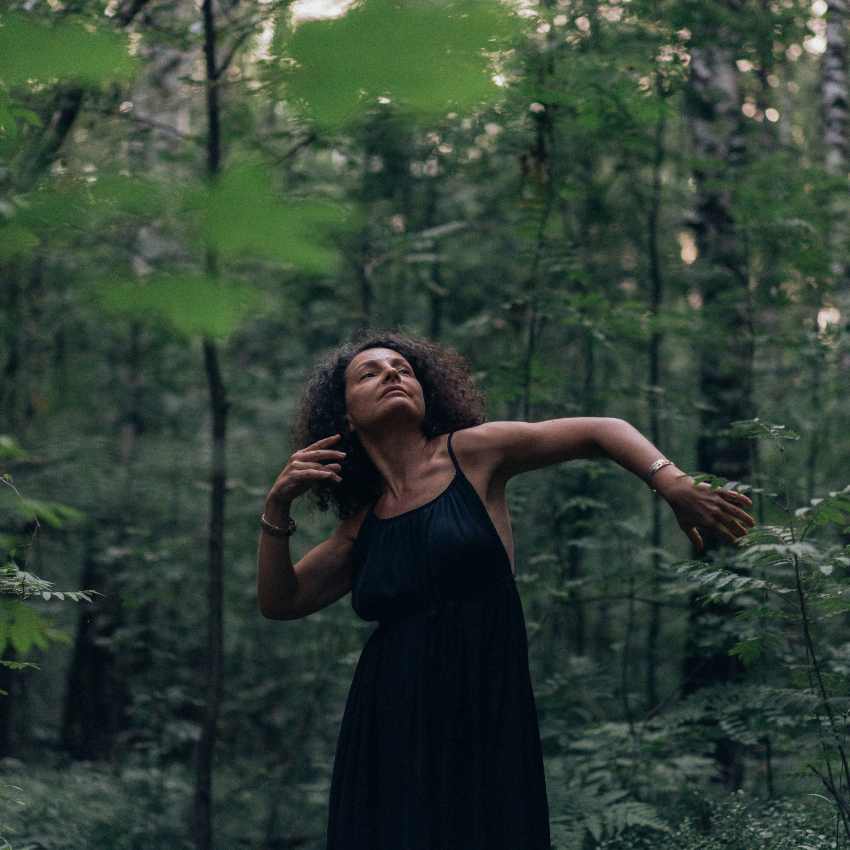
[[327, 433, 550, 850]]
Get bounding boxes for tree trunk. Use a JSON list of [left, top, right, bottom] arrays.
[[685, 32, 753, 499], [645, 103, 666, 711], [62, 323, 148, 761], [60, 527, 130, 763], [822, 0, 850, 312], [17, 85, 84, 192], [193, 0, 229, 845], [823, 0, 849, 179], [683, 16, 752, 791], [194, 338, 228, 850]]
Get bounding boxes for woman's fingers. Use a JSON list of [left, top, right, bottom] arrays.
[[291, 435, 345, 465], [709, 505, 754, 548], [284, 461, 342, 484], [307, 434, 342, 450], [269, 436, 346, 503], [297, 448, 347, 464], [674, 484, 756, 549], [683, 524, 704, 552], [289, 462, 341, 478], [717, 489, 756, 522], [715, 491, 756, 539]]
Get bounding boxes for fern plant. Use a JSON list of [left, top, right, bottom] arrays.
[[0, 439, 93, 670], [675, 420, 850, 843]]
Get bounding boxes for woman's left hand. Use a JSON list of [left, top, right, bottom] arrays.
[[653, 469, 756, 552]]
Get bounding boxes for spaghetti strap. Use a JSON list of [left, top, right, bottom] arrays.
[[446, 432, 461, 474]]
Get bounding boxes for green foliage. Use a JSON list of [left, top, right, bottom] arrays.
[[0, 566, 92, 607], [0, 467, 90, 681], [600, 795, 837, 850], [675, 422, 850, 838], [93, 274, 264, 342], [0, 761, 192, 850], [0, 12, 136, 85], [546, 720, 688, 849], [0, 599, 56, 662], [272, 0, 521, 126], [198, 163, 348, 271], [0, 85, 40, 141], [0, 440, 26, 462], [550, 789, 669, 850]]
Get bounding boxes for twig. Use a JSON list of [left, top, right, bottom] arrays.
[[808, 764, 850, 840]]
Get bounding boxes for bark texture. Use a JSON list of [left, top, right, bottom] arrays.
[[822, 0, 850, 308], [823, 0, 849, 178], [686, 40, 753, 486], [683, 22, 752, 791], [194, 0, 229, 846]]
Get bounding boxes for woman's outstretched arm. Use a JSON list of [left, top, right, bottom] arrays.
[[457, 418, 755, 551]]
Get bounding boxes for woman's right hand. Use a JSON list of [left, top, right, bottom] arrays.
[[266, 434, 345, 509]]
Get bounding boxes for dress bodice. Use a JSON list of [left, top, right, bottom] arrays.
[[350, 433, 513, 623]]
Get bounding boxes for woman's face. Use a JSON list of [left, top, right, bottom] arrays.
[[344, 347, 426, 433]]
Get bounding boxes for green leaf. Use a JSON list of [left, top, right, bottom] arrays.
[[0, 13, 136, 86], [0, 436, 28, 460], [742, 541, 820, 559], [21, 498, 85, 528], [585, 812, 603, 842], [0, 224, 40, 260], [197, 163, 348, 272], [730, 634, 781, 663], [0, 85, 38, 138], [690, 473, 727, 491], [0, 659, 39, 671], [93, 274, 264, 341], [0, 600, 53, 657], [273, 0, 521, 126], [83, 171, 162, 218], [730, 419, 799, 441]]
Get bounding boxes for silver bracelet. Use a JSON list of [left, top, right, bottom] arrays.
[[260, 514, 297, 538], [644, 458, 673, 490]]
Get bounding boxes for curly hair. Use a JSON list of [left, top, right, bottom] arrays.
[[290, 332, 485, 519]]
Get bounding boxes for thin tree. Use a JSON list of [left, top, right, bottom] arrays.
[[822, 0, 850, 304], [193, 0, 229, 846], [644, 93, 667, 711], [682, 0, 753, 790]]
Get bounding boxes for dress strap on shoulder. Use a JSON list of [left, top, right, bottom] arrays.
[[446, 432, 462, 474]]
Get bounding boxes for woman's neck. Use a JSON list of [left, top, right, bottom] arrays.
[[357, 424, 438, 500]]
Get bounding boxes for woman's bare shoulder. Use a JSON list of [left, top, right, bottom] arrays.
[[447, 422, 534, 479], [450, 421, 537, 453]]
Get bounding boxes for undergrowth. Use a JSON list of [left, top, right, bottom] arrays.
[[600, 794, 838, 850]]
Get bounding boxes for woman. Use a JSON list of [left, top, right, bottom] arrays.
[[257, 332, 754, 850]]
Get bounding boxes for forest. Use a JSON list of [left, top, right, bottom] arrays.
[[1, 0, 850, 847]]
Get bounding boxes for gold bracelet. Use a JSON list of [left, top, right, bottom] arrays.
[[260, 514, 296, 538], [644, 458, 674, 491]]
